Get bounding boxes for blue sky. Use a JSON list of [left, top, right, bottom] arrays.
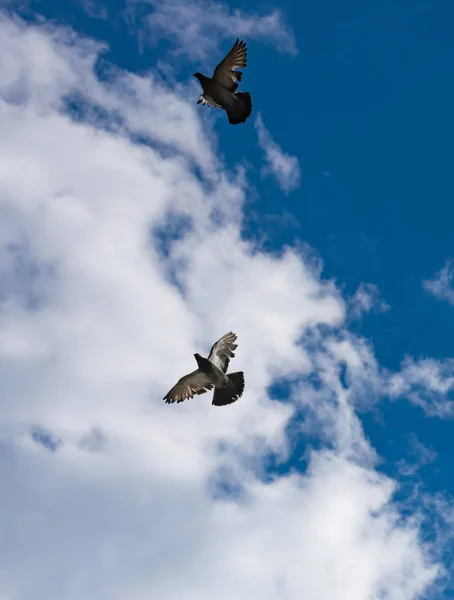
[[32, 0, 454, 365], [2, 0, 454, 598]]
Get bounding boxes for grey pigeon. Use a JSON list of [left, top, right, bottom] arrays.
[[194, 39, 252, 125], [163, 332, 245, 406]]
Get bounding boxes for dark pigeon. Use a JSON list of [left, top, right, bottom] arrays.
[[194, 39, 252, 125], [163, 332, 245, 406]]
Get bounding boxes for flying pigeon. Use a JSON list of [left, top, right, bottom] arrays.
[[194, 39, 252, 125], [163, 332, 245, 406]]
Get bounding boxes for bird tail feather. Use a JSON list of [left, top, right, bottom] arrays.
[[212, 372, 245, 406], [226, 92, 252, 125]]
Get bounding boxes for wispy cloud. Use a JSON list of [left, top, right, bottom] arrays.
[[388, 357, 454, 417], [125, 0, 297, 61], [423, 259, 454, 305], [396, 432, 437, 478], [348, 282, 390, 320], [408, 433, 437, 466], [78, 0, 108, 19], [255, 114, 301, 193]]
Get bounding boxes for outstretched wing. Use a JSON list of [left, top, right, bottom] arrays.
[[197, 95, 222, 110], [207, 331, 238, 373], [163, 369, 214, 404], [212, 39, 247, 91]]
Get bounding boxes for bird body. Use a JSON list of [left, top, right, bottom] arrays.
[[194, 352, 228, 386], [163, 332, 245, 406], [195, 75, 236, 109], [194, 39, 252, 125]]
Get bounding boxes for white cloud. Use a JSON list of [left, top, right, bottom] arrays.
[[423, 259, 454, 305], [78, 0, 108, 19], [0, 10, 446, 600], [255, 114, 301, 193], [388, 357, 454, 417], [348, 282, 390, 319], [396, 433, 437, 477], [125, 0, 297, 61]]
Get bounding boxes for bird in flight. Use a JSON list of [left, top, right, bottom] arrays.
[[163, 332, 245, 406], [194, 39, 252, 125]]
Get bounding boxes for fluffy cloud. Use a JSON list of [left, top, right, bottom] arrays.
[[0, 10, 445, 600]]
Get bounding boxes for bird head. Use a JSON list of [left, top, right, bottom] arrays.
[[193, 72, 202, 81]]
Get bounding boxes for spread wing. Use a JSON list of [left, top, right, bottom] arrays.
[[207, 331, 238, 373], [212, 39, 247, 91], [197, 96, 221, 110], [163, 369, 214, 404]]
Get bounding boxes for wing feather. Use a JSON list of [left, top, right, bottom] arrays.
[[207, 331, 238, 373], [212, 39, 248, 91], [163, 369, 214, 404]]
